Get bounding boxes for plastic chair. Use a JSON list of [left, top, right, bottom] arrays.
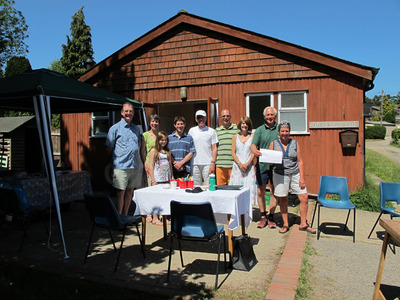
[[368, 182, 400, 239], [84, 193, 145, 271], [0, 186, 48, 252], [311, 176, 356, 243], [167, 200, 227, 290]]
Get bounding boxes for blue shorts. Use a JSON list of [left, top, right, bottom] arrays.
[[256, 167, 273, 186]]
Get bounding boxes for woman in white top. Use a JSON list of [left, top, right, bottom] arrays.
[[229, 116, 257, 205]]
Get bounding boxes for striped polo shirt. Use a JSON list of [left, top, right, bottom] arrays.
[[216, 123, 239, 168]]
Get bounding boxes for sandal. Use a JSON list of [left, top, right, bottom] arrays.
[[299, 225, 316, 234], [152, 220, 163, 226], [279, 226, 289, 234], [146, 216, 152, 223], [268, 220, 276, 229]]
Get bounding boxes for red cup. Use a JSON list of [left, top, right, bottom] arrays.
[[178, 180, 187, 189], [187, 180, 194, 188]]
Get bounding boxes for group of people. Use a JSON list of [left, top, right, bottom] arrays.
[[106, 102, 315, 234]]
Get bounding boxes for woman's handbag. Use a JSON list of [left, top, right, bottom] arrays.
[[232, 234, 258, 271]]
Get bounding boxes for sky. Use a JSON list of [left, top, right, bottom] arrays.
[[14, 0, 400, 98]]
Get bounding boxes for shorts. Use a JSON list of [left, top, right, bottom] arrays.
[[113, 168, 142, 190], [192, 165, 211, 186], [273, 172, 307, 197], [216, 167, 232, 185], [256, 167, 273, 186]]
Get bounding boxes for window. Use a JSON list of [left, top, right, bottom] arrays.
[[91, 112, 111, 137], [246, 93, 273, 128], [278, 91, 307, 134]]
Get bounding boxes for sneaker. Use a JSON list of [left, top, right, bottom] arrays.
[[268, 220, 277, 229], [257, 216, 267, 228]]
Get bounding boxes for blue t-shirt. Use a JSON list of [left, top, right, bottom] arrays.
[[168, 131, 196, 173], [105, 119, 142, 169]]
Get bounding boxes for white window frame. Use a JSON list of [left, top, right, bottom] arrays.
[[245, 92, 274, 130], [278, 91, 308, 134], [91, 112, 117, 138]]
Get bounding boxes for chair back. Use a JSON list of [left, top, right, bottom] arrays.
[[318, 175, 350, 202], [84, 193, 122, 228], [380, 182, 400, 208], [170, 200, 218, 239], [0, 186, 29, 216]]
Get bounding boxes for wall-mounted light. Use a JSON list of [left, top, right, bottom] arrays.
[[180, 87, 187, 102]]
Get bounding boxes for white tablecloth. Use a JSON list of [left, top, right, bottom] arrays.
[[133, 185, 252, 230]]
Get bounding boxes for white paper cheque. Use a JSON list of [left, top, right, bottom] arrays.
[[259, 149, 282, 164]]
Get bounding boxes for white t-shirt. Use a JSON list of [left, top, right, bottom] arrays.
[[188, 125, 218, 165]]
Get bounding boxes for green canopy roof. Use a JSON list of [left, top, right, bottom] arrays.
[[0, 69, 142, 113]]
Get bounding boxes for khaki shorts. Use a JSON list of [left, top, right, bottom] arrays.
[[113, 168, 142, 190], [273, 172, 307, 197]]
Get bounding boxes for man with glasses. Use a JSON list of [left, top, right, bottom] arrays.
[[251, 106, 279, 229]]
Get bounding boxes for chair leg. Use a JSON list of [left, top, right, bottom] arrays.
[[114, 228, 126, 272], [310, 201, 318, 228], [167, 235, 174, 282], [108, 228, 117, 252], [344, 209, 351, 231], [178, 239, 184, 267], [317, 203, 321, 240], [368, 212, 383, 239], [135, 223, 145, 258], [215, 235, 222, 290], [223, 232, 227, 271], [84, 223, 95, 263], [353, 208, 356, 243]]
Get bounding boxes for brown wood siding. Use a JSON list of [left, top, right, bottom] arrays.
[[95, 30, 332, 93]]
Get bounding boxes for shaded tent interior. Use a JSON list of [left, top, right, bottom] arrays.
[[0, 69, 143, 258]]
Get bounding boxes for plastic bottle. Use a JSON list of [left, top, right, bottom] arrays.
[[209, 174, 216, 191]]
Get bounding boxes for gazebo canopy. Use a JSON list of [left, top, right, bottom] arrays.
[[0, 69, 142, 113]]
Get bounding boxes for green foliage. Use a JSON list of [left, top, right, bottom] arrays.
[[51, 114, 60, 129], [60, 7, 94, 78], [0, 0, 29, 71], [365, 125, 386, 139], [350, 176, 380, 212], [383, 110, 396, 123], [295, 240, 315, 300], [4, 56, 31, 77], [49, 58, 65, 74], [392, 129, 400, 144]]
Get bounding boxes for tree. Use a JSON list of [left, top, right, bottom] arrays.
[[49, 58, 65, 74], [4, 55, 31, 77], [60, 7, 94, 78], [0, 0, 29, 72]]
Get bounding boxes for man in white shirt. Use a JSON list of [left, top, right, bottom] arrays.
[[188, 110, 218, 186]]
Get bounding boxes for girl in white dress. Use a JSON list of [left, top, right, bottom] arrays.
[[229, 116, 257, 205], [149, 131, 174, 225]]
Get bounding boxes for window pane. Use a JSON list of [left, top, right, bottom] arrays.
[[280, 111, 306, 132], [281, 93, 304, 108], [249, 95, 272, 128], [93, 119, 109, 136]]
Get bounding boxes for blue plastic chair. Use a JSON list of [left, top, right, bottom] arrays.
[[311, 176, 356, 243], [167, 200, 227, 290], [0, 186, 48, 252], [84, 193, 145, 271], [368, 182, 400, 239]]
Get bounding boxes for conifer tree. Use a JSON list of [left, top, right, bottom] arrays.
[[61, 7, 94, 78]]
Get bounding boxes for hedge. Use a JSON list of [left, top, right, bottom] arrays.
[[365, 125, 386, 139]]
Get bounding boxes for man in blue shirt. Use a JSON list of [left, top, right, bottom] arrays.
[[168, 116, 196, 179], [105, 102, 144, 215]]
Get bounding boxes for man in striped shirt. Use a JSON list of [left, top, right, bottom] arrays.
[[216, 109, 239, 185]]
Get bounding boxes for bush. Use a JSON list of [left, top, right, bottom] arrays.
[[350, 176, 380, 212], [383, 110, 396, 123], [365, 125, 386, 139], [392, 129, 400, 144]]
